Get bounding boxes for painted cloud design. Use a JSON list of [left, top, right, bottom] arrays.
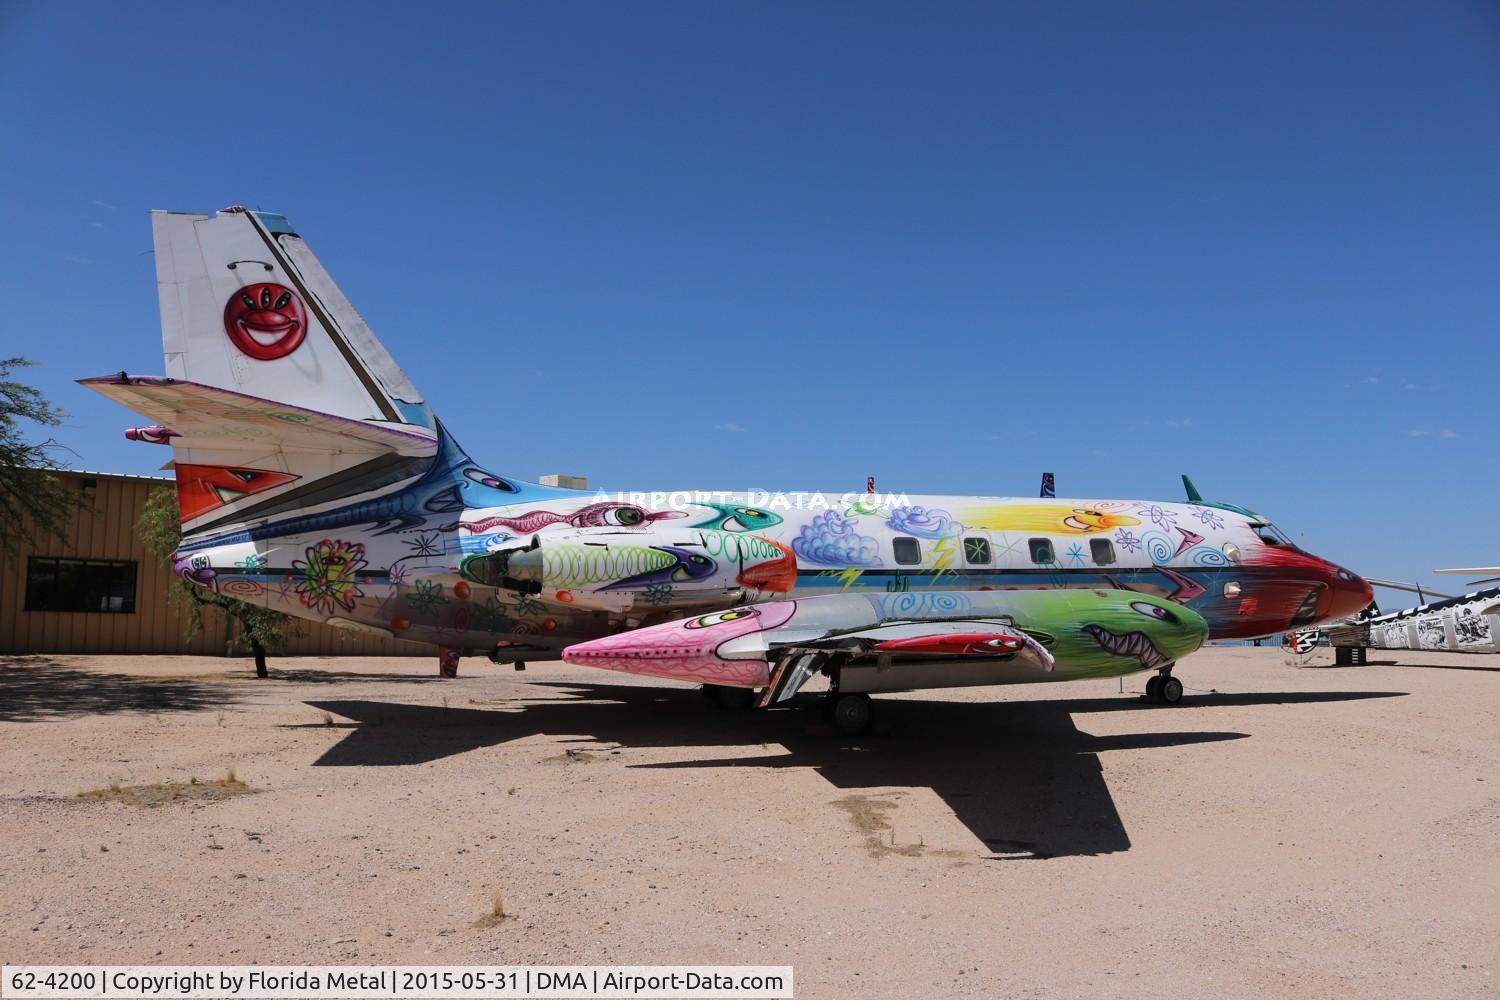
[[886, 504, 959, 538], [793, 510, 883, 566]]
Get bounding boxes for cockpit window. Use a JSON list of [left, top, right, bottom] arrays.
[[1251, 522, 1296, 548]]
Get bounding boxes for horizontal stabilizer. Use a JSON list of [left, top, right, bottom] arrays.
[[80, 376, 437, 457], [81, 375, 438, 533]]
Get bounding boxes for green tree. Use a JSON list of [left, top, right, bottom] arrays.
[[0, 358, 80, 556], [138, 485, 295, 677]]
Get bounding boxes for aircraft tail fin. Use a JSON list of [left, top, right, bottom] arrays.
[[150, 206, 434, 431], [84, 208, 574, 544]]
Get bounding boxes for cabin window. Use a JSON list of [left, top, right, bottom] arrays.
[[1251, 523, 1295, 548], [1028, 538, 1054, 564], [963, 536, 991, 565], [893, 536, 922, 565], [25, 557, 137, 613], [1090, 538, 1116, 565]]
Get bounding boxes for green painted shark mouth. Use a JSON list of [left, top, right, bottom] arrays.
[[1082, 624, 1172, 670]]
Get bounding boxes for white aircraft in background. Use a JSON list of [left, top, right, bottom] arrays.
[[1312, 565, 1500, 661]]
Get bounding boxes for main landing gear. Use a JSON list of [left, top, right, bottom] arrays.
[[702, 683, 758, 711], [1144, 664, 1184, 706], [826, 692, 873, 736], [703, 654, 875, 737], [700, 683, 875, 736]]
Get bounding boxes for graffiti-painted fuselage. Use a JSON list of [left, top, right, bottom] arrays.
[[87, 207, 1370, 673], [168, 442, 1371, 656]]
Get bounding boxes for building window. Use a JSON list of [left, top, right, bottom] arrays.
[[893, 537, 922, 565], [963, 537, 991, 565], [25, 557, 137, 613], [1090, 538, 1116, 565], [1029, 538, 1054, 564]]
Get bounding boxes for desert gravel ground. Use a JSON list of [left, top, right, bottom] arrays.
[[0, 646, 1496, 999]]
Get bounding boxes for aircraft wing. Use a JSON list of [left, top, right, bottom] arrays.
[[562, 589, 1207, 699], [1434, 567, 1500, 586], [80, 375, 437, 457]]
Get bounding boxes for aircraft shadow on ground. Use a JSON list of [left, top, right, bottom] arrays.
[[1364, 659, 1500, 673], [260, 668, 447, 686], [0, 656, 230, 722], [307, 684, 1406, 860]]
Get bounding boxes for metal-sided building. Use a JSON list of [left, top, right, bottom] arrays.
[[0, 470, 425, 656]]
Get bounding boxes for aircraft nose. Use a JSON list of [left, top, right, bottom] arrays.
[[1164, 603, 1210, 661], [1324, 566, 1374, 621]]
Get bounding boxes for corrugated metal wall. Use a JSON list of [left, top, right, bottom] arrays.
[[0, 472, 428, 657]]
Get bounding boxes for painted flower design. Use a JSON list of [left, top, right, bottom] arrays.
[[292, 539, 368, 614], [1065, 542, 1086, 565], [1114, 528, 1141, 554], [1192, 507, 1225, 530], [643, 583, 674, 606]]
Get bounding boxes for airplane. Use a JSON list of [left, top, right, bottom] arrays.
[[82, 207, 1372, 733], [1314, 566, 1500, 662]]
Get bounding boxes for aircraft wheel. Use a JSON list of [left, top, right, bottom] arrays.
[[1144, 675, 1162, 700], [704, 684, 757, 710], [830, 693, 873, 736], [1158, 676, 1184, 705]]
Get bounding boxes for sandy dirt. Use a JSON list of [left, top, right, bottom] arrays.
[[0, 646, 1496, 999]]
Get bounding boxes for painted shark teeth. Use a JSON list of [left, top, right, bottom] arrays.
[[1082, 624, 1170, 670]]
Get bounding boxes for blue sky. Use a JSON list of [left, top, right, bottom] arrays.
[[2, 2, 1496, 606]]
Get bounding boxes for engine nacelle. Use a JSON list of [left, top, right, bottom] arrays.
[[460, 528, 797, 613]]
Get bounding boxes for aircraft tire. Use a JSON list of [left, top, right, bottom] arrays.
[[830, 693, 873, 736], [1158, 676, 1184, 705], [1145, 676, 1162, 700]]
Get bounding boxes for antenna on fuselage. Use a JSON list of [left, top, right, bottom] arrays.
[[1040, 472, 1055, 499], [1182, 474, 1203, 503]]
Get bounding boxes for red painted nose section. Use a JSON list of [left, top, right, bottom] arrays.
[[1324, 569, 1374, 621]]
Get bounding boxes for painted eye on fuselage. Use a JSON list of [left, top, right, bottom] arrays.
[[684, 608, 760, 630], [611, 507, 646, 526], [1130, 600, 1178, 623], [720, 507, 777, 531], [463, 468, 516, 492]]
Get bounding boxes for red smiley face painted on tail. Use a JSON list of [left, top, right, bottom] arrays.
[[224, 283, 307, 360]]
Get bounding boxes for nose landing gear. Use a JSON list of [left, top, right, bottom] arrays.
[[1144, 665, 1184, 705]]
